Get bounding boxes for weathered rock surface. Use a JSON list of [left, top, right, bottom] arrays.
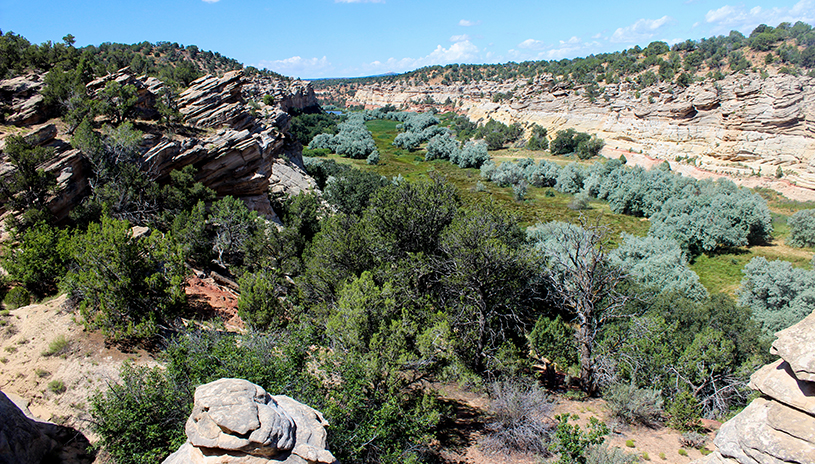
[[242, 77, 319, 114], [0, 74, 46, 126], [0, 389, 95, 464], [162, 379, 336, 464], [694, 311, 815, 464], [0, 67, 318, 222], [770, 311, 815, 382], [86, 66, 163, 120], [345, 71, 815, 195]]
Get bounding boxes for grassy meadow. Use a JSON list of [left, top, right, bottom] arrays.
[[312, 118, 815, 297]]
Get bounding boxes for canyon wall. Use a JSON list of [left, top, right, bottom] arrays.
[[345, 71, 815, 199]]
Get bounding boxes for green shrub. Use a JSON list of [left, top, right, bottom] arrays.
[[237, 271, 285, 331], [61, 216, 186, 342], [42, 334, 70, 357], [550, 414, 608, 464], [4, 286, 31, 310], [48, 379, 66, 394], [788, 209, 815, 248], [642, 451, 650, 460], [659, 452, 666, 460], [625, 439, 635, 447], [605, 383, 664, 426], [35, 368, 50, 378], [678, 449, 688, 457], [90, 362, 189, 464], [1, 221, 70, 296], [667, 391, 702, 431]]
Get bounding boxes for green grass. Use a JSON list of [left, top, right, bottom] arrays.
[[317, 118, 815, 297], [42, 335, 70, 357], [47, 379, 66, 394], [358, 120, 648, 238]]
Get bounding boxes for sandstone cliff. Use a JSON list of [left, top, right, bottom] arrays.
[[345, 71, 815, 197], [0, 68, 320, 223], [694, 310, 815, 464]]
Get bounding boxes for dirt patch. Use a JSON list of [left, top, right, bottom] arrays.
[[433, 383, 719, 464], [0, 295, 157, 443], [184, 275, 243, 331]]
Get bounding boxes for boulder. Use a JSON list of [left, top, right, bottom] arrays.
[[693, 310, 815, 464], [163, 379, 336, 464], [0, 390, 95, 464], [0, 74, 47, 126], [770, 310, 815, 382]]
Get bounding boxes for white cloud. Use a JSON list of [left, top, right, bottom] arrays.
[[201, 0, 219, 3], [518, 38, 546, 50], [350, 40, 481, 76], [610, 15, 673, 43], [704, 0, 815, 33], [256, 56, 332, 78], [544, 36, 595, 59], [459, 19, 481, 26], [335, 0, 385, 3], [450, 34, 471, 42]]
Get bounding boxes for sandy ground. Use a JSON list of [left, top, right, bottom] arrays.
[[435, 383, 719, 464], [0, 295, 156, 442]]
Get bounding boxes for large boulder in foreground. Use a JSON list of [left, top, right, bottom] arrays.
[[163, 379, 336, 464], [693, 311, 815, 464], [0, 390, 94, 464]]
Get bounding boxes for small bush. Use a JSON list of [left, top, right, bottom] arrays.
[[605, 383, 664, 426], [4, 287, 31, 310], [48, 379, 66, 394], [35, 368, 50, 378], [585, 445, 639, 464], [625, 439, 635, 447], [678, 449, 688, 457], [480, 379, 554, 455], [366, 150, 380, 165], [667, 391, 702, 431], [788, 209, 815, 248], [680, 431, 707, 449], [42, 334, 70, 357], [659, 452, 666, 460], [642, 451, 650, 460], [0, 309, 8, 316]]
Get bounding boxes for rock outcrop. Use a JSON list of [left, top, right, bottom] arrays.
[[0, 74, 46, 126], [163, 378, 336, 464], [0, 389, 95, 464], [694, 311, 815, 464], [0, 67, 318, 222], [345, 70, 815, 196]]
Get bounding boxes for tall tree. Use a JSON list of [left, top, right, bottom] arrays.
[[528, 220, 631, 395]]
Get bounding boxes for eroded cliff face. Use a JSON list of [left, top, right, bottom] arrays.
[[346, 71, 815, 195], [0, 69, 320, 223]]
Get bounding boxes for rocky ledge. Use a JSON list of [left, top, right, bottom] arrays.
[[163, 378, 336, 464], [0, 389, 94, 464], [694, 311, 815, 464], [347, 71, 815, 194], [0, 67, 319, 222]]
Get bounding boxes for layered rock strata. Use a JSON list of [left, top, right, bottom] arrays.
[[0, 67, 319, 222], [694, 311, 815, 463], [0, 73, 46, 126], [346, 71, 815, 194], [163, 378, 336, 464]]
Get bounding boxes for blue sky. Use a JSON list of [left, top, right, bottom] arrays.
[[1, 0, 814, 78]]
